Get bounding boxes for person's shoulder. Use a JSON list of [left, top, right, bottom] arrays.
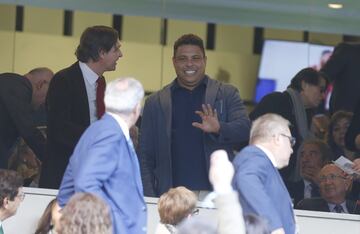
[[53, 62, 80, 80], [296, 197, 325, 210], [146, 82, 173, 102], [207, 77, 237, 91], [233, 146, 268, 166], [0, 73, 31, 92]]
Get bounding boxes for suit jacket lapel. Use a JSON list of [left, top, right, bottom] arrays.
[[107, 114, 144, 199], [159, 83, 172, 139], [71, 62, 90, 124], [205, 77, 220, 106], [346, 200, 357, 214], [128, 141, 144, 198]]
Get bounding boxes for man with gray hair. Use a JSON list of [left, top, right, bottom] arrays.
[[57, 78, 147, 234], [233, 113, 296, 234]]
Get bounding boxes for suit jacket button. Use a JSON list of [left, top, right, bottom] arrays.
[[142, 206, 146, 211], [142, 227, 147, 232]]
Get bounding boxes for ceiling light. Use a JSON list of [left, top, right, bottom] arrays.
[[328, 3, 343, 9]]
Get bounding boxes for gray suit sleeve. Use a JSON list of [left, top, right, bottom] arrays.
[[216, 85, 250, 144]]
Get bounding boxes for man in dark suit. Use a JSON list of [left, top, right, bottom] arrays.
[[286, 139, 332, 206], [296, 164, 360, 214], [321, 43, 360, 114], [40, 25, 122, 189], [233, 113, 296, 234], [139, 34, 250, 198], [0, 68, 53, 168], [0, 169, 24, 233], [57, 78, 147, 234]]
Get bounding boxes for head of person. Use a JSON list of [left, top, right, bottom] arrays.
[[288, 68, 327, 108], [75, 25, 122, 74], [177, 216, 217, 234], [328, 111, 353, 149], [104, 77, 144, 127], [25, 67, 53, 110], [318, 164, 351, 204], [158, 186, 198, 226], [250, 114, 293, 169], [172, 34, 207, 90], [35, 198, 61, 234], [57, 193, 111, 234], [299, 139, 333, 183], [319, 50, 332, 68], [0, 169, 24, 221], [244, 214, 270, 234]]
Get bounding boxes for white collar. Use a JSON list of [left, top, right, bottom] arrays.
[[303, 179, 312, 187], [107, 112, 130, 141], [255, 144, 278, 168], [79, 61, 99, 85]]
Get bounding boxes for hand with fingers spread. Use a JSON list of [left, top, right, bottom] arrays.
[[192, 104, 220, 133]]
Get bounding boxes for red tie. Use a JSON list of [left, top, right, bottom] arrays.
[[96, 76, 106, 119]]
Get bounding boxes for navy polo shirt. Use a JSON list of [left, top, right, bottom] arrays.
[[171, 77, 211, 190]]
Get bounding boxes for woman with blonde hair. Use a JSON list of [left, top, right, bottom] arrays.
[[57, 193, 112, 234]]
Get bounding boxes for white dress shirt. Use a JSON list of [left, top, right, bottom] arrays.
[[79, 61, 99, 123]]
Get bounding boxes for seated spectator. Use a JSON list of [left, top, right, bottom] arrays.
[[155, 187, 197, 234], [57, 193, 112, 234], [328, 111, 360, 161], [35, 198, 61, 234], [209, 150, 245, 234], [0, 169, 24, 233], [296, 164, 360, 214], [345, 99, 360, 151], [287, 139, 333, 205]]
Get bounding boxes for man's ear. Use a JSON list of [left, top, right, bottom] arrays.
[[2, 197, 10, 209], [300, 80, 308, 91], [343, 173, 352, 191], [98, 49, 106, 59], [273, 134, 281, 146]]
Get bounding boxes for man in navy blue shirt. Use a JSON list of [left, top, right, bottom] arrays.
[[139, 34, 250, 198]]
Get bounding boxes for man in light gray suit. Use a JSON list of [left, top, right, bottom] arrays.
[[139, 34, 250, 198]]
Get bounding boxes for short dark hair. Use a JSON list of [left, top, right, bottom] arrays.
[[301, 139, 334, 163], [173, 34, 205, 57], [75, 25, 119, 63], [0, 169, 23, 207], [289, 67, 327, 91]]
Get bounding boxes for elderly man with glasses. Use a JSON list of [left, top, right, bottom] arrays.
[[297, 164, 360, 214], [0, 169, 24, 234], [233, 113, 296, 234]]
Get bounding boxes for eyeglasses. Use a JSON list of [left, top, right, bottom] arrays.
[[191, 208, 199, 216], [280, 134, 296, 147], [319, 174, 346, 182]]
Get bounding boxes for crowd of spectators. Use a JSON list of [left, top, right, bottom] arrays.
[[2, 25, 360, 234]]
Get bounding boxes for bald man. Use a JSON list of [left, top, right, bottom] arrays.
[[0, 68, 53, 168], [297, 164, 360, 214]]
